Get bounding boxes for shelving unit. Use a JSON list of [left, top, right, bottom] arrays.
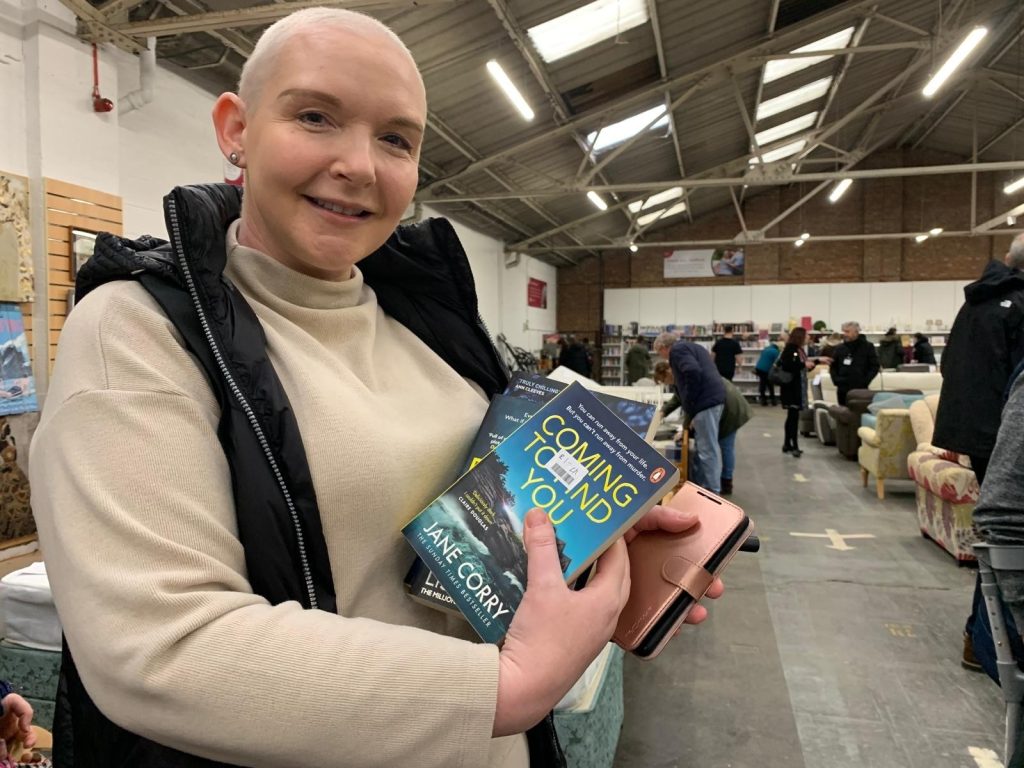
[[600, 325, 625, 385], [861, 329, 946, 365]]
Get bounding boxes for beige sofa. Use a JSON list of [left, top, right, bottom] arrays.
[[816, 370, 942, 404]]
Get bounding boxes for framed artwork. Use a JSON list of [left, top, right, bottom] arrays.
[[70, 229, 97, 279], [0, 173, 32, 303]]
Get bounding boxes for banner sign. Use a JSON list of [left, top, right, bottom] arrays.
[[663, 248, 745, 278], [527, 277, 547, 308]]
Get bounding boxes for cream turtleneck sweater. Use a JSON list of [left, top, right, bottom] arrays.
[[29, 222, 529, 768]]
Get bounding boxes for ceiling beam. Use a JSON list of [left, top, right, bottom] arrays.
[[904, 89, 968, 148], [426, 111, 583, 263], [753, 41, 929, 60], [978, 113, 1024, 158], [96, 0, 148, 20], [512, 229, 1024, 253], [105, 0, 456, 36], [484, 0, 631, 228], [420, 161, 1024, 202], [60, 0, 147, 52], [975, 203, 1024, 232], [872, 13, 929, 37], [421, 0, 882, 193], [647, 0, 693, 223]]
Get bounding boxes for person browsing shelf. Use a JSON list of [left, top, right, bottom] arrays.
[[754, 336, 783, 406], [711, 325, 743, 381], [29, 10, 723, 767]]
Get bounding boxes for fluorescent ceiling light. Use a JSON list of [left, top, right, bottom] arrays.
[[636, 201, 688, 227], [915, 234, 929, 243], [587, 105, 669, 153], [587, 191, 608, 210], [801, 232, 810, 240], [629, 244, 639, 253], [1005, 175, 1024, 195], [628, 187, 684, 214], [527, 0, 649, 63], [794, 238, 805, 247], [1009, 215, 1018, 226], [754, 112, 818, 147], [929, 227, 943, 236], [749, 139, 807, 164], [763, 26, 856, 84], [486, 60, 534, 121], [829, 178, 853, 203], [757, 77, 832, 121], [922, 27, 988, 97]]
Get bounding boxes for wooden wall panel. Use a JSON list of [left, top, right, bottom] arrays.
[[44, 179, 122, 370]]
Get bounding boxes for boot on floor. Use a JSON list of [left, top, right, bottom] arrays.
[[720, 478, 733, 495]]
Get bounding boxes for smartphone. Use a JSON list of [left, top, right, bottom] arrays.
[[612, 482, 753, 659]]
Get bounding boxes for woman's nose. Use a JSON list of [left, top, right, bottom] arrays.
[[329, 131, 376, 186]]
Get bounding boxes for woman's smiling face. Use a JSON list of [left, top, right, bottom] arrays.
[[215, 25, 426, 280]]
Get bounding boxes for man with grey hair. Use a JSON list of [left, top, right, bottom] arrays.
[[829, 319, 879, 405], [934, 232, 1024, 672], [654, 332, 727, 493]]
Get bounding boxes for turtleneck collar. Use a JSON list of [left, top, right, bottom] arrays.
[[226, 220, 369, 311]]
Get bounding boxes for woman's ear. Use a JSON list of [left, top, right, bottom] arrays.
[[212, 93, 247, 166]]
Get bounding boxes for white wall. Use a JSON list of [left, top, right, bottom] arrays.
[[604, 281, 968, 332], [0, 19, 27, 177], [116, 55, 222, 238], [501, 255, 557, 352]]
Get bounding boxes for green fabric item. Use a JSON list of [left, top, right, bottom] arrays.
[[624, 344, 651, 384], [554, 646, 624, 768], [681, 377, 751, 439], [0, 640, 60, 701]]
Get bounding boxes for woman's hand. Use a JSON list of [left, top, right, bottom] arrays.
[[493, 508, 630, 736], [625, 504, 724, 625], [0, 693, 35, 749]]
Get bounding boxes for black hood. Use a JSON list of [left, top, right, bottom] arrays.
[[964, 260, 1024, 304]]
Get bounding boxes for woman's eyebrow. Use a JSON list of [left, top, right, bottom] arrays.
[[276, 88, 424, 135]]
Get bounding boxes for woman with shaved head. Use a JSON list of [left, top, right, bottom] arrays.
[[30, 8, 719, 766]]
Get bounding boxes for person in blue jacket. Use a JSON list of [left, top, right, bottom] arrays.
[[754, 333, 786, 406], [654, 332, 726, 494], [0, 680, 36, 750]]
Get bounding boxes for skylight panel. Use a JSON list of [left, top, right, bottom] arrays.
[[754, 112, 818, 147], [637, 201, 688, 227], [627, 187, 684, 214], [587, 105, 669, 153], [527, 0, 649, 63], [763, 26, 855, 84], [756, 77, 832, 121], [748, 139, 807, 164]]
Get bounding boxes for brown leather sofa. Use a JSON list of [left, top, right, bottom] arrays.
[[828, 389, 922, 460]]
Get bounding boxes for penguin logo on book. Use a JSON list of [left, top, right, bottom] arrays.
[[650, 467, 666, 483]]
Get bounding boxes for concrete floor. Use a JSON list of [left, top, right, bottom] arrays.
[[615, 407, 1006, 768]]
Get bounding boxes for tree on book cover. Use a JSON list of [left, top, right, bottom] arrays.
[[402, 381, 678, 644]]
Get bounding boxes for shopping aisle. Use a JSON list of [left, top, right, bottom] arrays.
[[615, 407, 1004, 768]]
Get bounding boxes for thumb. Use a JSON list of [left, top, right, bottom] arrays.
[[523, 508, 566, 591]]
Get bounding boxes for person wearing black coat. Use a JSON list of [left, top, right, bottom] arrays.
[[779, 327, 812, 457], [557, 336, 592, 377], [935, 248, 1024, 482], [877, 327, 903, 369], [912, 333, 936, 365], [829, 321, 880, 405], [933, 240, 1024, 677]]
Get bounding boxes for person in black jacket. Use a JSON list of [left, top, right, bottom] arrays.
[[829, 321, 880, 405], [28, 10, 723, 767], [654, 332, 727, 493], [912, 333, 936, 365], [779, 327, 815, 457], [877, 327, 903, 369], [557, 335, 592, 377], [932, 240, 1024, 673]]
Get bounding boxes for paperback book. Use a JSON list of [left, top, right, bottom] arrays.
[[402, 381, 678, 644]]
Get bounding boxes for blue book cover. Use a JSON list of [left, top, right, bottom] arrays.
[[401, 381, 678, 644], [505, 372, 659, 440]]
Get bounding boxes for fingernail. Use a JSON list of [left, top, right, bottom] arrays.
[[674, 509, 696, 521], [525, 508, 549, 528]]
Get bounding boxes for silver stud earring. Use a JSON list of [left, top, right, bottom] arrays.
[[229, 152, 239, 165]]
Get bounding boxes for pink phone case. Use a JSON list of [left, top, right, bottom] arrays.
[[612, 482, 752, 659]]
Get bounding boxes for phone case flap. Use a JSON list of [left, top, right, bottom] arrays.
[[662, 555, 714, 598]]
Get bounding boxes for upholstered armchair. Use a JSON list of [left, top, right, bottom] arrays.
[[828, 389, 876, 460], [858, 403, 919, 500], [906, 395, 979, 562]]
